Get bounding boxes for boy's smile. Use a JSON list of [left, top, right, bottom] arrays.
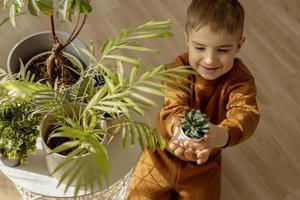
[[185, 25, 245, 80]]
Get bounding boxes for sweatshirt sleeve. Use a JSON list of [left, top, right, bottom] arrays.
[[157, 58, 192, 139], [220, 80, 260, 147]]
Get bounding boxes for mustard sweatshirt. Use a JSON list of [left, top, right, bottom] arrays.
[[157, 52, 260, 153]]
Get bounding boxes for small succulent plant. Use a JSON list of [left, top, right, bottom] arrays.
[[181, 109, 209, 139]]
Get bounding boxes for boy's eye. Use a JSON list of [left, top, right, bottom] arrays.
[[195, 47, 205, 51], [218, 49, 230, 53]]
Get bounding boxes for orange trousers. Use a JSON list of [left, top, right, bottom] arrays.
[[127, 148, 221, 200]]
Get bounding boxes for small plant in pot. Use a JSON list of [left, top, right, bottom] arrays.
[[1, 0, 92, 86], [177, 109, 210, 143], [0, 85, 41, 167]]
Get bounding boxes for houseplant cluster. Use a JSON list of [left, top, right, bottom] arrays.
[[0, 0, 193, 196]]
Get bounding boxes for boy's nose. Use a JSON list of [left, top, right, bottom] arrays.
[[203, 57, 213, 65]]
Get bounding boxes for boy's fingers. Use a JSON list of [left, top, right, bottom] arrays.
[[184, 148, 196, 161], [185, 140, 208, 150], [168, 142, 177, 151], [174, 146, 184, 156], [171, 139, 179, 145], [184, 148, 194, 157], [195, 148, 211, 160]]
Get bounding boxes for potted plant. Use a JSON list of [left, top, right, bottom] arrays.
[[1, 0, 92, 86], [0, 84, 41, 167], [177, 109, 210, 143], [1, 19, 194, 196]]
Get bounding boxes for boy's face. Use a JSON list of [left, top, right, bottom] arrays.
[[185, 25, 245, 80]]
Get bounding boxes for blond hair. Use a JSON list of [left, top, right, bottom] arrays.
[[186, 0, 245, 36]]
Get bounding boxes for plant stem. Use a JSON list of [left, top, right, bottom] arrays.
[[50, 15, 58, 43], [65, 14, 81, 45], [62, 14, 87, 49]]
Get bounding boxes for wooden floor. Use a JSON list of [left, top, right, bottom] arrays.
[[0, 0, 299, 199]]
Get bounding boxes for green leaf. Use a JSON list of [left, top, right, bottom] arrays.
[[76, 47, 97, 63], [28, 0, 40, 16], [48, 140, 81, 155], [56, 156, 81, 187], [117, 61, 124, 88], [3, 0, 9, 7], [133, 86, 167, 97], [136, 126, 145, 150], [36, 0, 53, 15], [129, 66, 138, 85], [87, 137, 109, 173], [84, 85, 108, 112], [51, 147, 84, 175], [123, 97, 144, 116], [102, 91, 129, 101], [64, 159, 84, 193], [9, 4, 16, 27], [125, 32, 172, 40], [93, 106, 120, 114], [130, 92, 157, 107], [142, 81, 178, 92], [128, 123, 136, 148], [74, 0, 81, 15], [104, 76, 115, 93], [98, 64, 118, 82], [13, 0, 22, 9], [57, 0, 71, 21], [99, 101, 127, 108], [121, 124, 127, 149], [117, 45, 159, 53], [79, 0, 92, 14], [104, 55, 141, 67]]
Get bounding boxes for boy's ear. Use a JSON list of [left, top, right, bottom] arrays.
[[236, 36, 246, 51]]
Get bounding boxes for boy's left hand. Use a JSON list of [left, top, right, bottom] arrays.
[[169, 122, 229, 165]]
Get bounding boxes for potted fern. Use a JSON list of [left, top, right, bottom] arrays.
[[177, 109, 210, 142], [1, 20, 193, 196]]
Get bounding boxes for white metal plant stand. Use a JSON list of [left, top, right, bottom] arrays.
[[0, 137, 140, 200], [14, 168, 133, 200]]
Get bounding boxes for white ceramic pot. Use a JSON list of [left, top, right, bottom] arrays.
[[1, 156, 20, 167], [176, 127, 204, 143], [39, 103, 94, 186]]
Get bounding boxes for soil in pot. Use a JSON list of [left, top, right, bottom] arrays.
[[26, 52, 81, 86], [47, 136, 75, 156]]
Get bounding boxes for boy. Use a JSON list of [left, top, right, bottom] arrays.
[[127, 0, 260, 199]]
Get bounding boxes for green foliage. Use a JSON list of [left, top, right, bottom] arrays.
[[0, 20, 194, 196], [181, 109, 209, 139], [0, 88, 41, 164], [0, 0, 92, 27]]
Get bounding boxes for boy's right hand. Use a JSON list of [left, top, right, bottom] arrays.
[[167, 118, 198, 162], [167, 138, 197, 162]]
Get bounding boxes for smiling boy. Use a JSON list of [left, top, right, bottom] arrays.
[[127, 0, 260, 199]]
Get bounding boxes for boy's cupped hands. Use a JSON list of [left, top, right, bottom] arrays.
[[167, 120, 229, 165]]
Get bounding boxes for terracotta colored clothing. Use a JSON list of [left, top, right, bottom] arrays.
[[127, 53, 260, 200]]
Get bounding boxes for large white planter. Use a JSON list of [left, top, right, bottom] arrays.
[[39, 103, 92, 186], [7, 31, 88, 75], [39, 104, 140, 189]]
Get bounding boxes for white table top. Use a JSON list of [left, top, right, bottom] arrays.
[[0, 136, 141, 198]]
